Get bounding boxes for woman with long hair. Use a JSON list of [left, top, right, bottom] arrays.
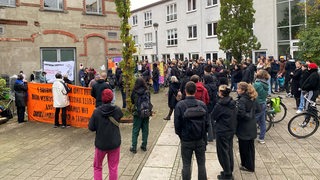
[[164, 76, 180, 120], [130, 77, 151, 153], [236, 82, 259, 172]]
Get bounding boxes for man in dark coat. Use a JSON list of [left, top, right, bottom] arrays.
[[91, 72, 112, 107], [152, 63, 160, 94], [14, 74, 27, 123]]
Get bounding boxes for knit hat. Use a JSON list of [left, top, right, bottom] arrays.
[[308, 63, 318, 70], [101, 89, 113, 103]]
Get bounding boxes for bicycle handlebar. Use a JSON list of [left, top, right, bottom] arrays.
[[304, 95, 317, 107]]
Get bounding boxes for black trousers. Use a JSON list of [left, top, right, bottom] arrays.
[[17, 106, 25, 123], [55, 107, 67, 126], [181, 140, 207, 180], [216, 134, 234, 176], [238, 138, 255, 172]]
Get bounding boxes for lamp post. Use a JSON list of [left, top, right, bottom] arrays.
[[153, 22, 159, 61]]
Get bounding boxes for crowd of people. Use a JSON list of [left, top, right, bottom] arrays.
[[4, 55, 320, 180]]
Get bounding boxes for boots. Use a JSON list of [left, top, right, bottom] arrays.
[[163, 108, 173, 120]]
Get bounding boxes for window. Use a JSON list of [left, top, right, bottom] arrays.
[[207, 0, 217, 7], [0, 0, 15, 6], [144, 33, 153, 48], [167, 3, 177, 22], [175, 53, 184, 61], [167, 29, 178, 46], [207, 22, 218, 37], [41, 48, 75, 62], [86, 0, 102, 14], [132, 15, 138, 26], [144, 11, 152, 27], [107, 32, 118, 39], [133, 35, 139, 45], [206, 53, 218, 61], [44, 0, 63, 10], [188, 25, 197, 39], [187, 0, 196, 11], [0, 26, 4, 35]]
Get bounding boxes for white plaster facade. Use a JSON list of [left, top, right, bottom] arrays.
[[130, 0, 278, 63]]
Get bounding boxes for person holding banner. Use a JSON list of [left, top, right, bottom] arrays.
[[52, 73, 70, 128]]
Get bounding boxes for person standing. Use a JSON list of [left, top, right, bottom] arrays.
[[91, 72, 112, 108], [79, 64, 86, 87], [130, 77, 151, 153], [253, 69, 269, 144], [174, 81, 208, 180], [39, 71, 47, 83], [236, 82, 259, 172], [212, 85, 237, 180], [291, 61, 302, 109], [163, 76, 180, 120], [190, 75, 209, 105], [296, 63, 310, 114], [14, 74, 28, 123], [152, 63, 160, 94], [52, 73, 70, 128], [89, 89, 123, 180]]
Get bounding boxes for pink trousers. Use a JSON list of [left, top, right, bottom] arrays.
[[93, 147, 120, 180]]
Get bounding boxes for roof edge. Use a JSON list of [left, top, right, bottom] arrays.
[[131, 0, 173, 13]]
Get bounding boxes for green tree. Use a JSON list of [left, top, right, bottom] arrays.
[[297, 0, 320, 63], [115, 0, 137, 113], [217, 0, 261, 61]]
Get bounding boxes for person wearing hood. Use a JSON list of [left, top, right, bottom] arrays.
[[52, 73, 70, 128], [253, 69, 269, 144], [301, 63, 320, 116], [130, 77, 151, 153], [164, 76, 180, 120], [190, 75, 209, 105], [89, 89, 123, 180], [236, 82, 259, 173], [212, 85, 237, 180], [14, 74, 28, 123], [91, 72, 112, 107]]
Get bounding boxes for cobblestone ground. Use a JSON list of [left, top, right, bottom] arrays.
[[0, 88, 168, 180]]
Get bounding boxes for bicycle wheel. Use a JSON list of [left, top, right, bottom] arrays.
[[288, 113, 319, 138], [267, 101, 287, 123]]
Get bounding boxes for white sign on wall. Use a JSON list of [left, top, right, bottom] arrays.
[[43, 61, 75, 83]]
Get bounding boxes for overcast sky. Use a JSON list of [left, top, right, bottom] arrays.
[[130, 0, 160, 10]]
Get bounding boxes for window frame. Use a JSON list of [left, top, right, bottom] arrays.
[[0, 0, 15, 7], [167, 28, 178, 46], [132, 15, 138, 26], [43, 0, 64, 11], [207, 22, 218, 37], [86, 0, 103, 15], [144, 33, 153, 49], [144, 11, 152, 27], [133, 35, 139, 46], [166, 3, 177, 22], [206, 0, 218, 7], [187, 0, 196, 12], [187, 25, 197, 39]]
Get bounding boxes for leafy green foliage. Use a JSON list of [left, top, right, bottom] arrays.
[[217, 0, 261, 61], [0, 78, 10, 100], [115, 0, 137, 113], [297, 0, 320, 64]]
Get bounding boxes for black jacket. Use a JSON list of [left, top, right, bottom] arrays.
[[168, 82, 180, 109], [14, 80, 27, 107], [212, 96, 237, 136], [299, 70, 310, 87], [236, 94, 258, 140], [302, 69, 320, 92], [242, 67, 251, 83], [291, 68, 302, 97], [204, 75, 218, 113], [152, 67, 160, 82], [174, 96, 208, 141], [91, 79, 112, 107], [89, 103, 123, 151]]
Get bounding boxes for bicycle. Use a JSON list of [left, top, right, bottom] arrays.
[[266, 96, 287, 123], [288, 95, 319, 138]]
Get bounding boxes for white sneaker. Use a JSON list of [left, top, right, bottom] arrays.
[[296, 110, 303, 114], [258, 139, 265, 144]]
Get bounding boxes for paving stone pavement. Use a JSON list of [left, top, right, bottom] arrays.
[[1, 89, 320, 180]]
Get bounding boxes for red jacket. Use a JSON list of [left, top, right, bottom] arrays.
[[195, 82, 209, 105]]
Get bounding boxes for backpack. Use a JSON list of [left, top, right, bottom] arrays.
[[182, 101, 207, 140], [137, 92, 153, 118]]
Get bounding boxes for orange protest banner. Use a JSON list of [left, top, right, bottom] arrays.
[[27, 83, 95, 128]]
